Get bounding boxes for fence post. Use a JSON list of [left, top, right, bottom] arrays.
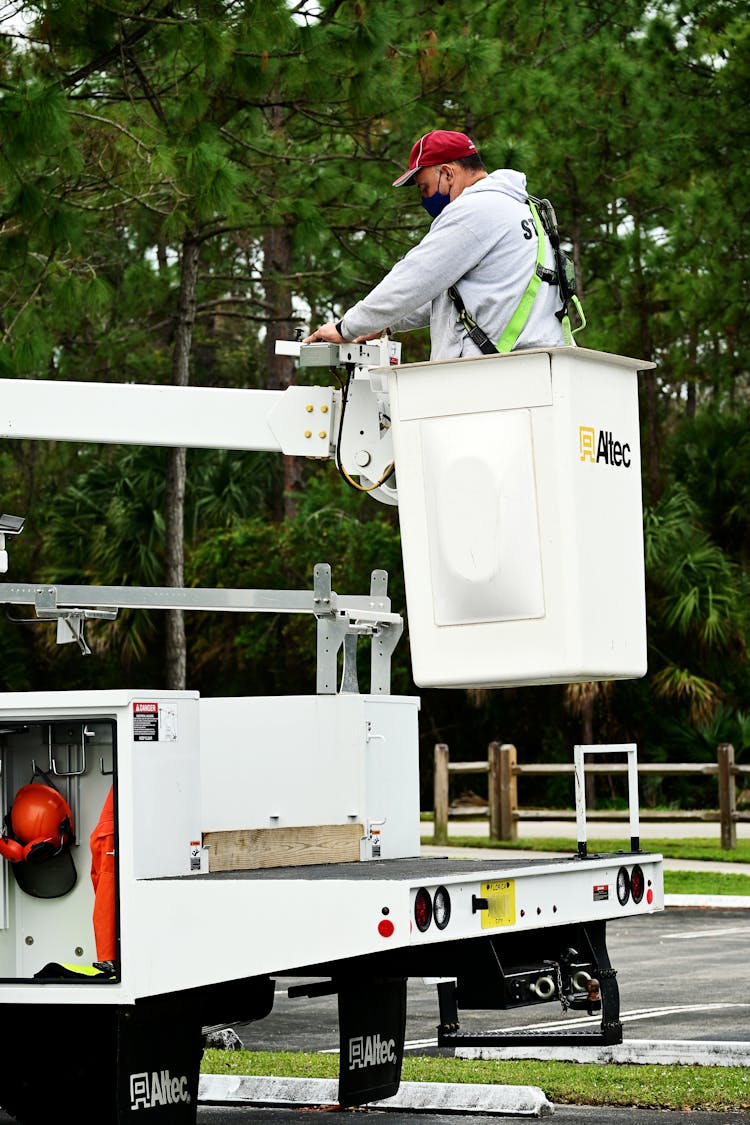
[[488, 742, 501, 839], [717, 743, 737, 851], [497, 743, 518, 842], [434, 743, 450, 846]]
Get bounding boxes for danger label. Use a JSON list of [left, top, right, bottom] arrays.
[[133, 702, 177, 743], [593, 884, 609, 902]]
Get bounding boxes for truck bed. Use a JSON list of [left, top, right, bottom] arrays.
[[185, 851, 651, 881]]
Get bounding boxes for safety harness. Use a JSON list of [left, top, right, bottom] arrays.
[[448, 196, 586, 354]]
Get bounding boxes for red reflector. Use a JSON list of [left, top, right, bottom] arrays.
[[378, 919, 394, 938], [414, 887, 432, 932], [646, 888, 653, 905]]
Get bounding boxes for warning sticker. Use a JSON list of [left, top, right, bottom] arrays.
[[480, 879, 515, 929], [133, 702, 158, 741], [593, 884, 610, 902], [190, 841, 202, 872], [133, 702, 178, 743]]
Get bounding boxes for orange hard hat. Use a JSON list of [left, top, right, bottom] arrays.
[[10, 784, 74, 854], [0, 783, 77, 897]]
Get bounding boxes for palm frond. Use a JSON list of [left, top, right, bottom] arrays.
[[651, 664, 722, 725]]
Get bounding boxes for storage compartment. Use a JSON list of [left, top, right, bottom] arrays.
[[0, 690, 203, 982], [0, 717, 114, 978], [199, 695, 421, 867], [387, 347, 652, 688]]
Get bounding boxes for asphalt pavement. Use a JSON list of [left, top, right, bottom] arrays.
[[193, 1109, 750, 1125]]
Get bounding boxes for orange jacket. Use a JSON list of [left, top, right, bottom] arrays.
[[89, 787, 116, 962]]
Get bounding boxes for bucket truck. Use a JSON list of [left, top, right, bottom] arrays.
[[0, 341, 662, 1122]]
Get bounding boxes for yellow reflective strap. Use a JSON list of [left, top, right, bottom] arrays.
[[496, 200, 547, 353]]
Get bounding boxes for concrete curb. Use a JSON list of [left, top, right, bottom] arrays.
[[198, 1074, 554, 1117], [456, 1038, 750, 1068], [666, 893, 750, 909]]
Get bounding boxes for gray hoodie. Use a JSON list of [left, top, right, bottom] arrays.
[[339, 170, 565, 359]]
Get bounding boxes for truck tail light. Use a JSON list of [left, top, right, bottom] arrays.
[[414, 887, 432, 932], [433, 886, 451, 930], [630, 864, 645, 904]]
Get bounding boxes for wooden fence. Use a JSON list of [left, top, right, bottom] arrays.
[[432, 741, 750, 850]]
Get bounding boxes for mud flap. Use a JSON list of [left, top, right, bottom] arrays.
[[116, 995, 203, 1121], [337, 976, 406, 1107], [0, 995, 202, 1124]]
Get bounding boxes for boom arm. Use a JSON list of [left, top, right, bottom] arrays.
[[0, 378, 333, 454], [0, 338, 398, 503]]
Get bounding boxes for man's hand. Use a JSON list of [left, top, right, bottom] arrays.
[[355, 330, 388, 343], [303, 321, 345, 344]]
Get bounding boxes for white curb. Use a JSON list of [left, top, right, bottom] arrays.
[[198, 1074, 554, 1116], [456, 1038, 750, 1068], [666, 894, 750, 909]]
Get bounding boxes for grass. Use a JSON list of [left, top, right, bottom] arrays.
[[664, 869, 750, 895], [201, 1049, 750, 1112]]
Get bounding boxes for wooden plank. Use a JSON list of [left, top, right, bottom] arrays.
[[514, 763, 720, 776], [511, 809, 750, 822], [204, 823, 363, 872], [447, 762, 489, 774]]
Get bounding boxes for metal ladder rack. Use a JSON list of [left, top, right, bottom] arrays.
[[0, 563, 403, 695]]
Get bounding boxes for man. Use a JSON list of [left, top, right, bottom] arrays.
[[304, 129, 565, 359]]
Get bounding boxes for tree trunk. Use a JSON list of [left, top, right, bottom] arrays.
[[165, 234, 200, 690], [632, 217, 660, 504], [581, 689, 596, 811], [565, 681, 597, 810], [263, 224, 300, 520], [685, 326, 697, 419]]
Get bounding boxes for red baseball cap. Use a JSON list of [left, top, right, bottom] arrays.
[[392, 130, 479, 187]]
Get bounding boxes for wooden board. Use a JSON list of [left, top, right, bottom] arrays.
[[203, 823, 364, 872]]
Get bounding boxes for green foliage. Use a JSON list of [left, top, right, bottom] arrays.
[[0, 79, 70, 157], [670, 407, 750, 563], [0, 0, 747, 777], [184, 470, 405, 697], [644, 485, 748, 722], [658, 705, 750, 767]]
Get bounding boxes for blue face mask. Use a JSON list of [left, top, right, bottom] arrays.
[[420, 170, 451, 218], [422, 190, 451, 218]]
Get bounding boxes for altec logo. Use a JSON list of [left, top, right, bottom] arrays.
[[348, 1033, 396, 1070], [579, 426, 632, 468], [129, 1070, 191, 1110]]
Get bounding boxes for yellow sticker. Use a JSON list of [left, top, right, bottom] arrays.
[[480, 879, 516, 929]]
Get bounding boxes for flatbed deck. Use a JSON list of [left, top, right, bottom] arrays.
[[183, 850, 654, 881]]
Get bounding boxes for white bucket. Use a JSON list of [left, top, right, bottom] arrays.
[[385, 347, 653, 688]]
